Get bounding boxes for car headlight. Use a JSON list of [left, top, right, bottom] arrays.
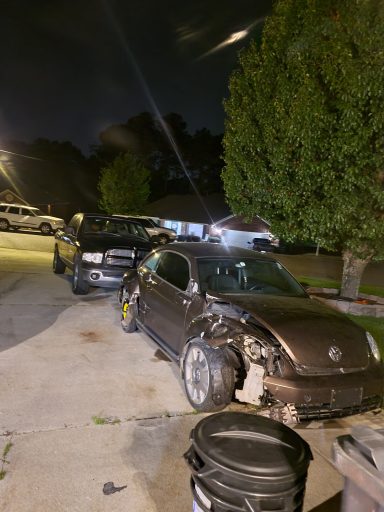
[[82, 252, 103, 264], [366, 332, 381, 362]]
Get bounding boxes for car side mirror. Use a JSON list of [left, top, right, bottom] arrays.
[[188, 279, 199, 296]]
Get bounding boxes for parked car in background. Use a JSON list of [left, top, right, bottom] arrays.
[[53, 213, 156, 294], [249, 237, 276, 253], [118, 243, 383, 421], [0, 203, 65, 234], [115, 215, 177, 244]]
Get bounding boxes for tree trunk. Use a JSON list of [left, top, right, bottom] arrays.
[[340, 250, 371, 300]]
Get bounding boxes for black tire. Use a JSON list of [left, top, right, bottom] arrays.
[[53, 246, 66, 274], [121, 297, 138, 333], [182, 338, 235, 412], [0, 219, 9, 231], [72, 258, 89, 295], [40, 222, 52, 235], [158, 233, 169, 245]]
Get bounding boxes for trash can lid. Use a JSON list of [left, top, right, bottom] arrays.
[[191, 412, 312, 480]]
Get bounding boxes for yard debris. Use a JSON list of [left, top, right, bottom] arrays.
[[103, 481, 127, 495]]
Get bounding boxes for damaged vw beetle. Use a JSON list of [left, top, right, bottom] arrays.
[[118, 243, 383, 421]]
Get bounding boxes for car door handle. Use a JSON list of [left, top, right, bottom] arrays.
[[144, 276, 157, 285]]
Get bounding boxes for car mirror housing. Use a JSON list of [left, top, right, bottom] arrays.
[[188, 279, 199, 296]]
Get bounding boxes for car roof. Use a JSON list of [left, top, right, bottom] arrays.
[[82, 213, 142, 225], [157, 242, 276, 261], [0, 203, 38, 209]]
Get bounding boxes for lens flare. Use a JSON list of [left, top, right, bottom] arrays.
[[102, 1, 214, 224]]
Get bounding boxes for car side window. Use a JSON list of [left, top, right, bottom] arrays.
[[139, 218, 152, 228], [8, 207, 19, 214], [0, 205, 6, 212], [143, 252, 160, 271], [156, 252, 190, 291], [21, 208, 31, 215]]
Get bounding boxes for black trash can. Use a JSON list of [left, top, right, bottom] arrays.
[[332, 425, 384, 512], [184, 412, 312, 512]]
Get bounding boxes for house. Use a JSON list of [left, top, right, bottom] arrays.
[[0, 188, 29, 205], [145, 194, 272, 247], [210, 214, 272, 249], [144, 193, 232, 239]]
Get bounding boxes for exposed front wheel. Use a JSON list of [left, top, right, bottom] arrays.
[[182, 338, 235, 412], [72, 259, 89, 295], [53, 246, 66, 274], [0, 219, 9, 231], [121, 297, 138, 333], [40, 223, 52, 235]]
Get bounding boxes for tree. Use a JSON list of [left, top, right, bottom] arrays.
[[98, 152, 150, 215], [187, 129, 224, 195], [223, 0, 384, 299]]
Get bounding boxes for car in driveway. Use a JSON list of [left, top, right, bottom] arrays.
[[118, 243, 384, 420], [115, 215, 177, 244], [54, 213, 155, 294], [0, 203, 65, 234]]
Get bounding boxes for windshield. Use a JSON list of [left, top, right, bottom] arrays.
[[82, 217, 150, 240], [31, 208, 45, 216], [197, 257, 307, 297], [142, 218, 159, 228]]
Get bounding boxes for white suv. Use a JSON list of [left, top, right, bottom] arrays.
[[116, 215, 177, 244], [0, 203, 65, 234]]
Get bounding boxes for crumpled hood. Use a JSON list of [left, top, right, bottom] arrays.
[[211, 293, 370, 369], [80, 234, 152, 252]]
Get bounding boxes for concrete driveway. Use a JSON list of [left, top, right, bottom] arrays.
[[0, 234, 383, 511]]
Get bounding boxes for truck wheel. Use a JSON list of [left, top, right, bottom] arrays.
[[158, 233, 169, 244], [182, 338, 235, 412], [121, 297, 138, 333], [53, 246, 66, 274], [72, 259, 89, 295], [0, 219, 9, 231], [40, 223, 52, 235]]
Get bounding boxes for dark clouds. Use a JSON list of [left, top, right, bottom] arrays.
[[1, 1, 272, 153]]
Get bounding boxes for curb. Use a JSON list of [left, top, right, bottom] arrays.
[[308, 287, 384, 318]]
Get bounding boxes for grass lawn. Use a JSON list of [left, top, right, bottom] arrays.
[[299, 276, 384, 298], [298, 277, 384, 357]]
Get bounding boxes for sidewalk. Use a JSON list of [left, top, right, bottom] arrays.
[[2, 406, 383, 511]]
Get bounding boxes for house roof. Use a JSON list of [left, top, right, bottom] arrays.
[[0, 188, 30, 205], [213, 214, 270, 232], [144, 194, 232, 224]]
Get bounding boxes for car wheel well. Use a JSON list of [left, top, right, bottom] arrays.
[[121, 293, 139, 333]]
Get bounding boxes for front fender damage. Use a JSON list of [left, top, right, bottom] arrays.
[[187, 298, 284, 407]]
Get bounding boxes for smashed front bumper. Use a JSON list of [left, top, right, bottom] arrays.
[[264, 366, 384, 420]]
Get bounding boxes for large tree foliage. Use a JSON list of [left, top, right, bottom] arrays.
[[1, 138, 94, 218], [93, 112, 223, 200], [98, 152, 150, 215], [223, 0, 384, 299]]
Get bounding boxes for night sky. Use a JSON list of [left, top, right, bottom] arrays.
[[1, 1, 272, 154]]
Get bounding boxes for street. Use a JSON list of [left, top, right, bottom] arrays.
[[0, 234, 383, 511]]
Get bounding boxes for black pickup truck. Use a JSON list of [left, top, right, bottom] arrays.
[[53, 213, 156, 294]]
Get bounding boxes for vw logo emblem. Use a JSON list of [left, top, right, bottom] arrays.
[[329, 345, 342, 362]]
